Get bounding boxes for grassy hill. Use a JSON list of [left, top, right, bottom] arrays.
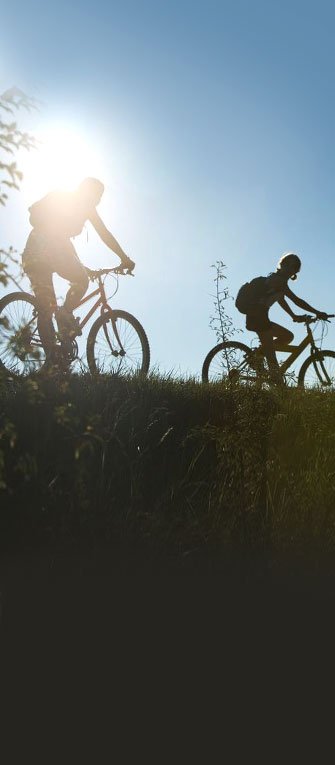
[[1, 371, 335, 582]]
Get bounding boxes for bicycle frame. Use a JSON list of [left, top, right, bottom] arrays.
[[274, 323, 316, 374], [237, 323, 320, 379], [73, 275, 124, 354], [74, 277, 110, 331]]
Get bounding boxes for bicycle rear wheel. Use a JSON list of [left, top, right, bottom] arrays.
[[202, 341, 259, 384], [87, 309, 150, 375], [0, 291, 46, 376], [298, 351, 335, 389]]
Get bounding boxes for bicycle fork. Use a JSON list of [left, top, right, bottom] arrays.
[[101, 309, 126, 357], [311, 354, 332, 386]]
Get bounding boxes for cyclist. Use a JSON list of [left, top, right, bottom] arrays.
[[22, 177, 134, 361], [239, 253, 328, 382]]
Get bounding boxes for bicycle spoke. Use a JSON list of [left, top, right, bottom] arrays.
[[303, 354, 335, 389], [205, 346, 258, 384], [93, 316, 145, 373], [0, 297, 46, 375]]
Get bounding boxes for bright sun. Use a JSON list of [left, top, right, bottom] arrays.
[[21, 126, 104, 202]]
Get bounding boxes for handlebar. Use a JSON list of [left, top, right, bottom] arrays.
[[87, 265, 134, 281], [304, 314, 335, 325]]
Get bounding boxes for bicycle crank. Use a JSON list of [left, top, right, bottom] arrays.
[[60, 339, 79, 363]]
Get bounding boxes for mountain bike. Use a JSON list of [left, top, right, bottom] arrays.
[[0, 267, 150, 376], [202, 315, 335, 388]]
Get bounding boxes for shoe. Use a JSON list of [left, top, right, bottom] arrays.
[[56, 307, 82, 339]]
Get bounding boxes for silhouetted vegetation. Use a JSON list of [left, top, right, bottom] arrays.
[[0, 87, 37, 288], [209, 260, 240, 344], [1, 372, 335, 579], [0, 87, 37, 203]]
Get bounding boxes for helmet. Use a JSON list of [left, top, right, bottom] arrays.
[[277, 253, 301, 281], [77, 177, 104, 200]]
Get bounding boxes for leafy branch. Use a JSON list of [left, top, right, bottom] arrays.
[[0, 247, 23, 289], [0, 87, 38, 287], [0, 87, 38, 206]]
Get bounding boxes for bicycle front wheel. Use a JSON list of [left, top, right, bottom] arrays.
[[0, 291, 46, 376], [87, 309, 150, 375], [298, 351, 335, 389], [202, 341, 258, 384]]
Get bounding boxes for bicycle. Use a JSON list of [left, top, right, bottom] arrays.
[[0, 266, 150, 376], [202, 315, 335, 388]]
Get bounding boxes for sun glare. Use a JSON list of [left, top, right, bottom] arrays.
[[21, 126, 104, 202]]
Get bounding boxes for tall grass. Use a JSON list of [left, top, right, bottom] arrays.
[[1, 371, 335, 575]]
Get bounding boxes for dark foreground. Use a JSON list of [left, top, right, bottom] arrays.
[[2, 371, 335, 635]]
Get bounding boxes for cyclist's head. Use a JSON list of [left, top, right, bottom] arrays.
[[277, 252, 301, 281], [77, 177, 104, 205]]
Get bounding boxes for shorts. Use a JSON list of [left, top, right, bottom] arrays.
[[245, 305, 271, 333], [22, 229, 88, 314], [22, 229, 80, 273]]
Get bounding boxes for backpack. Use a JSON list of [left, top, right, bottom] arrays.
[[28, 190, 88, 237], [235, 276, 267, 314], [28, 192, 56, 228]]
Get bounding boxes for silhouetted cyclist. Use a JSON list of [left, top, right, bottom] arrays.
[[235, 253, 328, 383], [22, 177, 134, 361]]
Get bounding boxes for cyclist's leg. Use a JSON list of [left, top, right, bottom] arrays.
[[271, 322, 294, 346], [52, 241, 89, 337], [262, 323, 293, 383], [54, 241, 89, 312], [22, 234, 57, 358], [257, 329, 281, 376], [246, 308, 283, 382], [28, 273, 57, 358]]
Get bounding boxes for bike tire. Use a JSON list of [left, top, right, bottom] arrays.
[[0, 291, 46, 376], [298, 350, 335, 389], [202, 341, 258, 384], [86, 309, 150, 375]]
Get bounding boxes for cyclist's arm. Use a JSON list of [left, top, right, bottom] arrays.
[[283, 285, 323, 315], [88, 209, 132, 265], [277, 296, 297, 319]]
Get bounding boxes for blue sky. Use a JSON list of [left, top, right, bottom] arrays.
[[1, 0, 334, 375]]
